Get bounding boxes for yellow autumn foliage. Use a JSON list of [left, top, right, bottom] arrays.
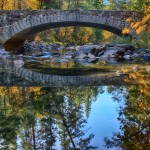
[[59, 27, 74, 42], [123, 5, 150, 35], [25, 0, 40, 9], [0, 87, 41, 96], [127, 72, 150, 95], [36, 113, 45, 119], [136, 24, 148, 34], [102, 30, 113, 42], [78, 27, 93, 43], [121, 68, 129, 73], [0, 0, 27, 10], [122, 28, 130, 34]]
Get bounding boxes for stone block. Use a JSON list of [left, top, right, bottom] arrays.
[[0, 34, 7, 43], [1, 32, 9, 41]]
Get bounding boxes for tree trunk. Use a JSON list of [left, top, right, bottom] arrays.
[[1, 0, 4, 10], [31, 121, 36, 150], [17, 0, 22, 10]]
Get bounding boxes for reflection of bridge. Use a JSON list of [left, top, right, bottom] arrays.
[[0, 10, 143, 51], [0, 60, 149, 86]]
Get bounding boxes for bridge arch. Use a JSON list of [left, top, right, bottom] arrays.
[[0, 10, 142, 51]]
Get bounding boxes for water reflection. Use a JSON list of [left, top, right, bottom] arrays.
[[0, 86, 99, 149], [0, 84, 149, 149], [0, 59, 150, 149], [104, 84, 150, 150], [1, 59, 150, 86]]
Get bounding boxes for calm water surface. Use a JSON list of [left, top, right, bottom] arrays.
[[0, 59, 149, 150]]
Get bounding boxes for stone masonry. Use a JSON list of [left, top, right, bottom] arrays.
[[0, 10, 143, 51], [0, 60, 143, 86]]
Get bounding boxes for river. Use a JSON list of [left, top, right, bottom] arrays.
[[0, 44, 149, 150]]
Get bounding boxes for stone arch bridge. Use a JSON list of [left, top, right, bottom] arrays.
[[0, 10, 143, 51]]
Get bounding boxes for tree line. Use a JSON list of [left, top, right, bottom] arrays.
[[0, 0, 148, 11]]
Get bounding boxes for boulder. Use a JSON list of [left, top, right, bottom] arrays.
[[106, 46, 125, 52], [124, 55, 132, 60], [87, 58, 98, 63], [90, 48, 99, 56], [137, 48, 148, 54], [105, 44, 115, 47], [35, 52, 51, 58], [31, 50, 42, 57], [64, 51, 75, 56], [78, 54, 87, 59], [50, 52, 60, 57], [64, 51, 76, 58], [114, 50, 125, 61], [61, 55, 73, 60], [132, 53, 139, 58], [77, 44, 102, 54], [146, 66, 150, 73], [98, 50, 105, 57], [42, 52, 51, 56], [133, 65, 140, 72], [75, 58, 87, 64], [76, 52, 87, 59], [116, 44, 135, 51], [99, 57, 117, 64], [101, 50, 117, 58], [116, 50, 125, 56], [101, 51, 115, 58], [0, 48, 10, 58], [88, 53, 96, 59], [141, 55, 150, 62], [66, 45, 80, 51], [102, 47, 126, 58], [125, 50, 133, 55], [116, 70, 123, 76], [59, 59, 69, 63], [116, 70, 129, 76], [13, 60, 24, 68], [56, 46, 65, 51]]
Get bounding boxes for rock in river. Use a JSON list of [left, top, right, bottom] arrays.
[[13, 60, 24, 68], [133, 65, 140, 72]]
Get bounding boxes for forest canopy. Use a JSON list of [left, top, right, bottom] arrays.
[[0, 0, 149, 10]]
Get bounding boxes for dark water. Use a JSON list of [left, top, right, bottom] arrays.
[[0, 59, 150, 150]]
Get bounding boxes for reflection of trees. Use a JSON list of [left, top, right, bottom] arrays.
[[35, 87, 98, 150], [0, 86, 99, 149], [0, 87, 41, 150], [0, 112, 19, 149], [104, 73, 150, 150]]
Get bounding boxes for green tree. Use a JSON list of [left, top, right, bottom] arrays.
[[104, 85, 150, 150]]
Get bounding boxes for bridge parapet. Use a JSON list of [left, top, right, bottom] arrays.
[[0, 10, 143, 27]]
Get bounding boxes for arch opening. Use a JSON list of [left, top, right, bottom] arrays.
[[4, 21, 127, 51]]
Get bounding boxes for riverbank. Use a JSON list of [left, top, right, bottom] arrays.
[[15, 42, 150, 63], [0, 42, 150, 65]]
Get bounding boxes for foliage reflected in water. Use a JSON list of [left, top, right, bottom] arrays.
[[0, 86, 99, 150], [24, 61, 113, 76], [0, 71, 150, 150], [104, 73, 150, 150]]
